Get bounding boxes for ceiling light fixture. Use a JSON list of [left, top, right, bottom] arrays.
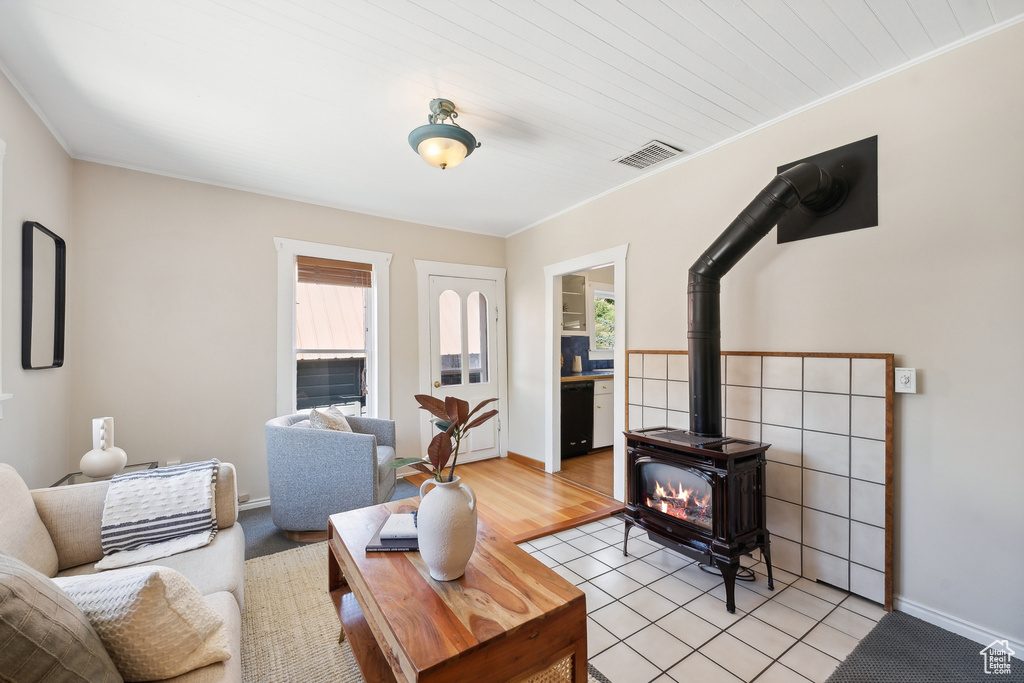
[[408, 98, 480, 170]]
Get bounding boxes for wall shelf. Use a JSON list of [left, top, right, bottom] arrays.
[[561, 274, 587, 334]]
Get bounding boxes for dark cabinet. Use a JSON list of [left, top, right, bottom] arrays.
[[561, 381, 594, 458]]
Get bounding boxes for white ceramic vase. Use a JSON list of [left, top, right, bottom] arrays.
[[79, 416, 128, 478], [80, 446, 127, 478], [417, 476, 478, 581]]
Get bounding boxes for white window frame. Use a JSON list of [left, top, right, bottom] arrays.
[[275, 237, 391, 418], [587, 280, 615, 361]]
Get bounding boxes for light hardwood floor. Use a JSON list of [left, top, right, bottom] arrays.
[[406, 457, 623, 543], [554, 448, 614, 497]]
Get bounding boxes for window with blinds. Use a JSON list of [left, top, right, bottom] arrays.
[[296, 256, 372, 288], [295, 256, 372, 413]]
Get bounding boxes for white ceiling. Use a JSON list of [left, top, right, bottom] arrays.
[[1, 1, 1022, 237]]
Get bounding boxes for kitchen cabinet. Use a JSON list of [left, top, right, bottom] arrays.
[[561, 274, 587, 335], [592, 378, 614, 448]]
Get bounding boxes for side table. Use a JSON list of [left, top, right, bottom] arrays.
[[50, 461, 158, 487]]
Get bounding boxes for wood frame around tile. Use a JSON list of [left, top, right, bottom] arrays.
[[625, 350, 894, 611]]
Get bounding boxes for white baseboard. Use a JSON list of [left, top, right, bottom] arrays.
[[894, 595, 1023, 654], [236, 477, 419, 512]]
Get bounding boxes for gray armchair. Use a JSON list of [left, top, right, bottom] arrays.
[[264, 413, 397, 538]]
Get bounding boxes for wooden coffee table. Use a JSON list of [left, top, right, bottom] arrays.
[[328, 499, 588, 682]]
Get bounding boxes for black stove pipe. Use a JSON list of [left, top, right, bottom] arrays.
[[688, 162, 845, 437]]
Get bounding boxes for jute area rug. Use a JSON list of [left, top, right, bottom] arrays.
[[242, 542, 361, 682], [241, 541, 608, 683]]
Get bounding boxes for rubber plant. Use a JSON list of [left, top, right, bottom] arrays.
[[391, 395, 498, 482]]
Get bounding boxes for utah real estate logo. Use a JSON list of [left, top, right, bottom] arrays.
[[979, 640, 1014, 675]]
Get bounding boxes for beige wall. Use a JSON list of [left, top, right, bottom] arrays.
[[0, 72, 73, 488], [68, 162, 505, 501], [507, 25, 1024, 643]]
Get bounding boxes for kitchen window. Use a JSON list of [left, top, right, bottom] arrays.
[[588, 281, 615, 360]]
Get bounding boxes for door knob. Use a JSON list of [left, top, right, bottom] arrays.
[[434, 381, 441, 388]]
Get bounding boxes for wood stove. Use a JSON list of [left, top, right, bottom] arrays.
[[624, 160, 852, 612], [624, 427, 774, 613]]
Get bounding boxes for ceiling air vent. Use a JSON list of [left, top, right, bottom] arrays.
[[614, 140, 682, 170]]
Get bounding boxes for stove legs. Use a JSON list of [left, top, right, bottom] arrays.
[[623, 517, 776, 614], [761, 531, 775, 591], [715, 559, 740, 613]]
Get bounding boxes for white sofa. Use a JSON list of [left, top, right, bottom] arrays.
[[0, 462, 245, 682]]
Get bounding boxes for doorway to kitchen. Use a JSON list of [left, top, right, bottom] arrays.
[[543, 245, 628, 501]]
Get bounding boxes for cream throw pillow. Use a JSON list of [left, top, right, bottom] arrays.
[[0, 554, 122, 683], [0, 463, 59, 577], [309, 407, 353, 432], [53, 566, 230, 682]]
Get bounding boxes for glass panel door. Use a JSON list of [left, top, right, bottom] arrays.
[[467, 291, 488, 384], [438, 289, 462, 386], [428, 275, 499, 462]]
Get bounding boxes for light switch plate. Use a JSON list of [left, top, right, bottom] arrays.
[[895, 367, 916, 393]]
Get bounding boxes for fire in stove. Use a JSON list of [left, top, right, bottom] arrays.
[[646, 480, 712, 530], [626, 429, 775, 614]]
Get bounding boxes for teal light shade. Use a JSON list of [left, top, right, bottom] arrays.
[[408, 123, 479, 170]]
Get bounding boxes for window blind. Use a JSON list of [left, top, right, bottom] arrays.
[[296, 256, 372, 288]]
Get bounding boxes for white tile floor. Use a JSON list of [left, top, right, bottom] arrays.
[[518, 516, 887, 683]]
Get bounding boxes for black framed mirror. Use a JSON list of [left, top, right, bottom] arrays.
[[22, 221, 66, 369]]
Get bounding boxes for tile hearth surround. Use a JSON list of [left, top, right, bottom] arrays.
[[625, 351, 892, 609], [521, 516, 885, 683]]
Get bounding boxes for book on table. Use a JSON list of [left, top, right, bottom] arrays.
[[365, 512, 418, 553], [379, 512, 417, 539]]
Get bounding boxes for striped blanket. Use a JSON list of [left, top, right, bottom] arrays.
[[96, 459, 220, 570]]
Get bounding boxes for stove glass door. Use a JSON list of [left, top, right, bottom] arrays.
[[639, 461, 713, 532]]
